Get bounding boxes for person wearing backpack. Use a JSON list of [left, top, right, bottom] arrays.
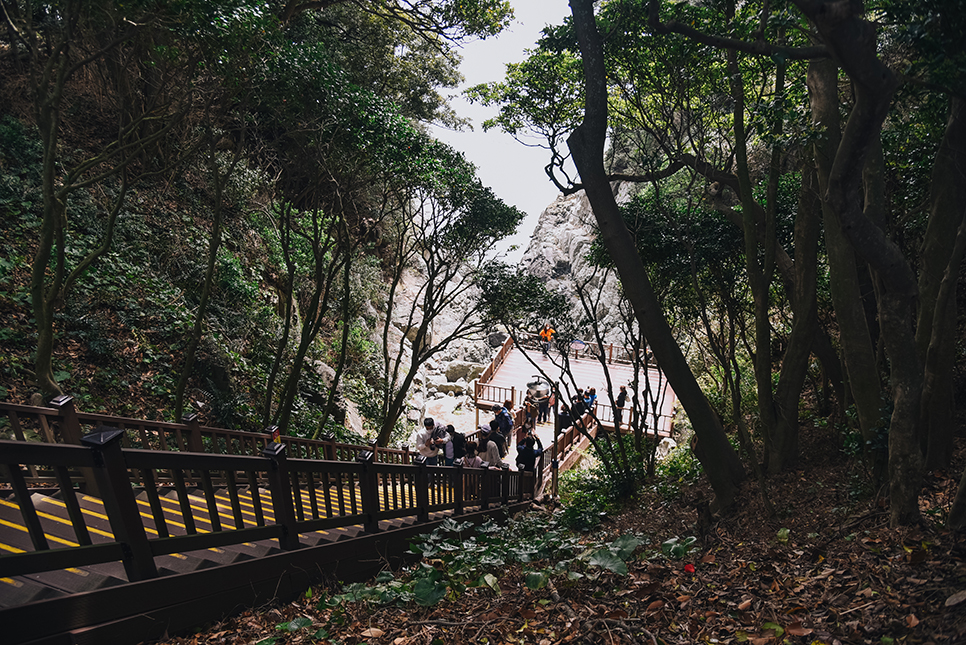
[[492, 403, 513, 439]]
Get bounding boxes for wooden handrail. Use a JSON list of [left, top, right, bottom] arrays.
[[0, 434, 536, 582], [0, 401, 411, 468]]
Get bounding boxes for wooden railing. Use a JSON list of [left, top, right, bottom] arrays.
[[514, 333, 649, 366], [0, 429, 535, 584], [0, 398, 411, 483]]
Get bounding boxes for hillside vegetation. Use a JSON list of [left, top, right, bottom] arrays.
[[0, 1, 521, 444]]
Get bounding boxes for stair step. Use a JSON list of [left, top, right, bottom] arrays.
[[0, 576, 65, 608], [22, 566, 122, 595]]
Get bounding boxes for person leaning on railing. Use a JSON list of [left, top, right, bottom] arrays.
[[416, 417, 449, 466]]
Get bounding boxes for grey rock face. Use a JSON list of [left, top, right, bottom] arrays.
[[518, 186, 634, 343], [487, 331, 508, 348]]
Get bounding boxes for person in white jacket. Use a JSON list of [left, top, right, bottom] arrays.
[[415, 417, 449, 466]]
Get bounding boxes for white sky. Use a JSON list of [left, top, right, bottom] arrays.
[[430, 1, 573, 264]]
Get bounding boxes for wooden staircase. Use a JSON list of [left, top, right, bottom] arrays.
[[0, 481, 424, 608]]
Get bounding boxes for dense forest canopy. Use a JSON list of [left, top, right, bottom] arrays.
[[0, 0, 520, 443], [3, 0, 966, 533], [472, 0, 966, 527]]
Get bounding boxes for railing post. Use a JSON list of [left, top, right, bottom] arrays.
[[51, 395, 102, 496], [501, 464, 511, 506], [182, 412, 204, 453], [262, 442, 301, 551], [401, 444, 410, 465], [356, 450, 379, 533], [50, 395, 82, 444], [454, 459, 465, 515], [321, 433, 337, 461], [413, 456, 430, 523], [81, 427, 158, 582], [479, 466, 491, 509]]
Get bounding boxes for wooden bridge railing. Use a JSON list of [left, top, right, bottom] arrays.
[[0, 429, 535, 585], [0, 398, 411, 485]]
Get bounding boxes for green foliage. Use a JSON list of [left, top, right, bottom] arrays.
[[653, 442, 704, 502], [557, 466, 617, 531], [313, 514, 642, 613], [660, 535, 697, 559], [475, 262, 570, 331], [0, 116, 43, 210]]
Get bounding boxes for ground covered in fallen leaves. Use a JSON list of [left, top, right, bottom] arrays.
[[155, 427, 966, 645]]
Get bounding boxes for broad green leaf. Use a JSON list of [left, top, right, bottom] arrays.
[[589, 549, 628, 575], [375, 570, 394, 583], [525, 571, 549, 590], [610, 534, 642, 560], [414, 578, 447, 606], [661, 537, 680, 556], [777, 527, 790, 543], [287, 616, 312, 631]]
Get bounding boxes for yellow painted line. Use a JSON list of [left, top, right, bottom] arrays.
[[82, 495, 217, 532], [1, 577, 23, 587], [1, 542, 26, 554], [0, 500, 115, 540], [0, 518, 78, 547]]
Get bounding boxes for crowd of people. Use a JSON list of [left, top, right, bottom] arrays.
[[413, 378, 635, 473], [414, 399, 543, 472]]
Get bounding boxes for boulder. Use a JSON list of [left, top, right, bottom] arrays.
[[655, 437, 677, 462], [444, 361, 475, 382], [344, 399, 365, 437], [487, 331, 507, 347], [437, 379, 467, 395]]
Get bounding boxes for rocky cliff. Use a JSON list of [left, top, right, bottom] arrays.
[[518, 185, 634, 342]]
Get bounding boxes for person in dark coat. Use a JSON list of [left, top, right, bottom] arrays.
[[516, 434, 544, 472]]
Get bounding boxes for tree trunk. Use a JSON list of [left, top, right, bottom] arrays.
[[772, 159, 821, 471], [795, 0, 922, 526], [568, 0, 744, 511], [807, 56, 884, 452], [173, 139, 228, 422], [917, 98, 966, 470]]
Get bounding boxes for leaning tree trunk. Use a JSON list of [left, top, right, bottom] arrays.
[[568, 0, 744, 511], [772, 159, 821, 472]]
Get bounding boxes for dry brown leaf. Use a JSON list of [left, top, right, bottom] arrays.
[[906, 614, 919, 627], [360, 628, 384, 638], [737, 599, 753, 611], [646, 600, 665, 612], [786, 622, 813, 636], [946, 590, 966, 607]]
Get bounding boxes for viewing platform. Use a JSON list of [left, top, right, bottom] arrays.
[[473, 335, 677, 437]]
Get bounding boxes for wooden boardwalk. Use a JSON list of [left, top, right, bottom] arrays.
[[477, 342, 676, 438]]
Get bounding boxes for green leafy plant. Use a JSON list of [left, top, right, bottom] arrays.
[[661, 536, 697, 559]]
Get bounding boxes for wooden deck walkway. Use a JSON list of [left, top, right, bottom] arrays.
[[477, 341, 677, 437]]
